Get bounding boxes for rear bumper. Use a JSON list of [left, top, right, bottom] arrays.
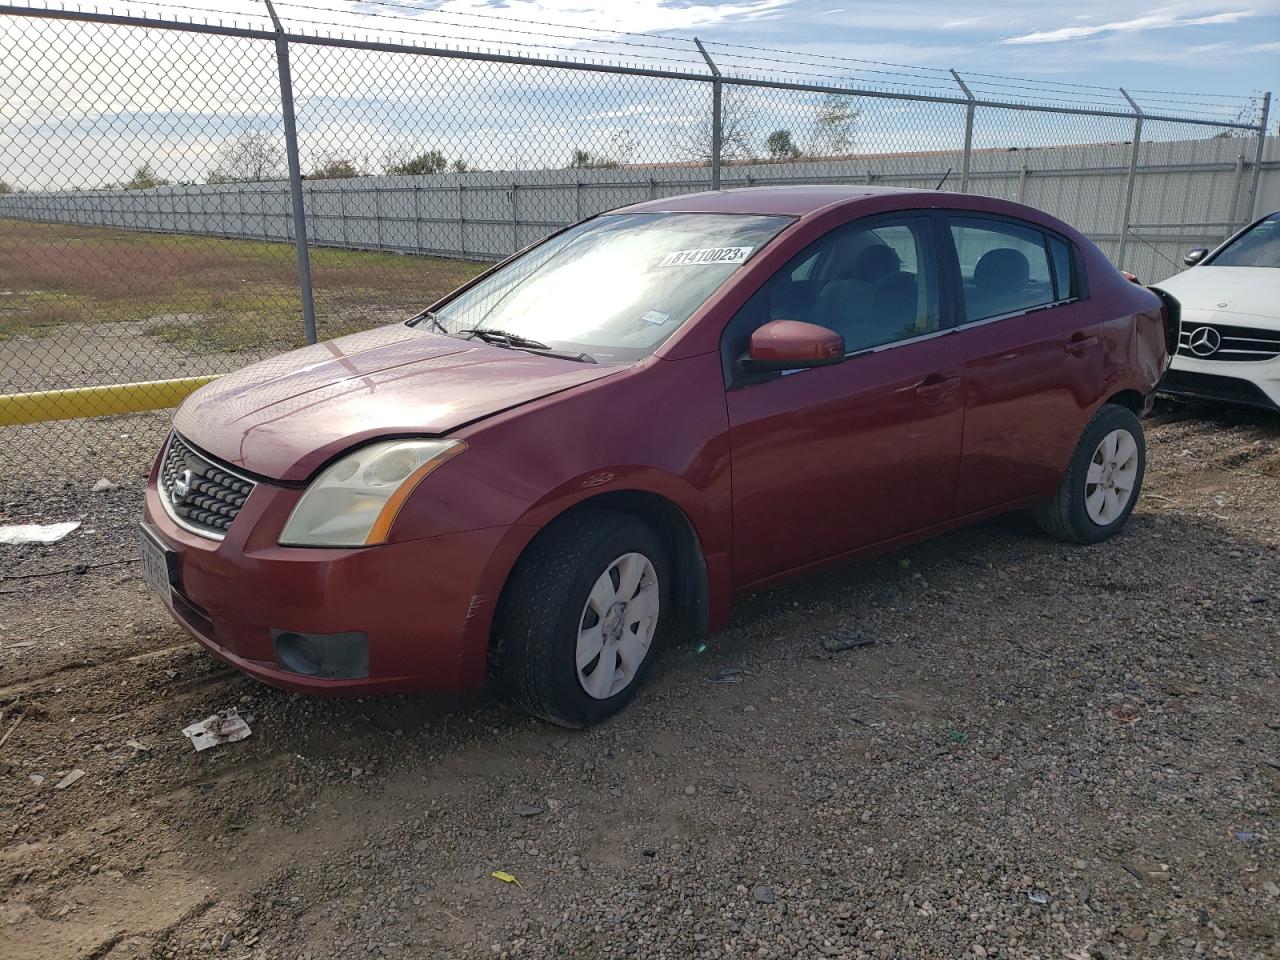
[[1160, 354, 1280, 411], [143, 479, 522, 695]]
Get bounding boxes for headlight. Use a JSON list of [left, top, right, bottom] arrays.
[[279, 439, 466, 547]]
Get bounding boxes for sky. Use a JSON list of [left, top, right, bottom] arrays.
[[0, 0, 1276, 189], [330, 0, 1278, 104]]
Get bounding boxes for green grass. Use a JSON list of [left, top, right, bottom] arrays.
[[0, 219, 488, 351]]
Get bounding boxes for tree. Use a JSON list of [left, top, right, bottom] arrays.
[[124, 164, 167, 190], [0, 179, 12, 194], [679, 85, 757, 165], [386, 150, 448, 175], [765, 129, 800, 162], [809, 92, 860, 157], [451, 158, 468, 173], [308, 157, 361, 179], [206, 130, 285, 183], [566, 148, 619, 170]]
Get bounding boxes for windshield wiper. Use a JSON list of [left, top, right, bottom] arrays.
[[459, 327, 551, 349], [459, 328, 598, 364]]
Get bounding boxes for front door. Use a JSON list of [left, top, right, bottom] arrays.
[[723, 213, 965, 586]]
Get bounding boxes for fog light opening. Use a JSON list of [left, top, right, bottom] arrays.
[[274, 631, 324, 676], [272, 630, 370, 680]]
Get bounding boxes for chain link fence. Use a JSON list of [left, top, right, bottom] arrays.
[[0, 3, 1273, 490]]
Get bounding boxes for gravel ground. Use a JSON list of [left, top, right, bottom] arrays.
[[1, 397, 1278, 960]]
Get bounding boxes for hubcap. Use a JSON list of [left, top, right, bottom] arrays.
[[576, 552, 660, 700], [1084, 428, 1138, 526]]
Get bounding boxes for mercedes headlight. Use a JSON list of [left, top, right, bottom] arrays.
[[279, 439, 466, 547]]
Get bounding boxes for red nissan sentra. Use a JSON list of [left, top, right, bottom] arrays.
[[141, 186, 1171, 726]]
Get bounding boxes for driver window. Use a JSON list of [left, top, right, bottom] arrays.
[[724, 216, 941, 366]]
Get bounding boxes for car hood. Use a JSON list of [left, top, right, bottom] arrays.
[[174, 324, 620, 481], [1154, 266, 1278, 322]]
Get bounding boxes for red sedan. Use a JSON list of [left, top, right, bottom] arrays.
[[141, 186, 1171, 726]]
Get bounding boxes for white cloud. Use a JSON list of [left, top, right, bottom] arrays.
[[1002, 7, 1257, 44]]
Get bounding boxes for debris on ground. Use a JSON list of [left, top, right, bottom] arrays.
[[0, 711, 26, 753], [752, 884, 777, 904], [820, 632, 875, 652], [1027, 889, 1051, 905], [90, 478, 119, 493], [490, 870, 524, 890], [513, 803, 544, 817], [704, 667, 744, 683], [182, 709, 252, 752], [1110, 704, 1141, 724], [53, 769, 85, 790], [0, 521, 81, 545]]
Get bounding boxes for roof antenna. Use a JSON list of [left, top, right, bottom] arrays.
[[935, 167, 952, 190]]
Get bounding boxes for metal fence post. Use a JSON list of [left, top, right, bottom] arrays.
[[951, 69, 975, 194], [1246, 92, 1272, 222], [510, 183, 519, 253], [265, 0, 317, 344], [1116, 88, 1144, 272], [694, 38, 721, 190]]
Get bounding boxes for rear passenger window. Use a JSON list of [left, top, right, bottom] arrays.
[[949, 218, 1067, 322]]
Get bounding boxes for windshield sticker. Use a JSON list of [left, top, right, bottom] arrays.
[[659, 246, 754, 267], [640, 310, 670, 326]]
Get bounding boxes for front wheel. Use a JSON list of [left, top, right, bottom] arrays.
[[1033, 403, 1146, 544], [490, 508, 668, 727]]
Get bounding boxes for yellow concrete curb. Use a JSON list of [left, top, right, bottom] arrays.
[[0, 376, 217, 426]]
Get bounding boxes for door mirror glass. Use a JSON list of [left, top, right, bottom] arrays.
[[1183, 247, 1209, 266], [744, 319, 845, 371]]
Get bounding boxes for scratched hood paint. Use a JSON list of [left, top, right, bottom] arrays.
[[174, 324, 620, 481]]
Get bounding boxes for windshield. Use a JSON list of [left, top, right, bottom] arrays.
[[425, 212, 793, 362], [1210, 213, 1280, 268]]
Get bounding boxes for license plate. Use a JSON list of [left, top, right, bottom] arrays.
[[139, 523, 175, 607]]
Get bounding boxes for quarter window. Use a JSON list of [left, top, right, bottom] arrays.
[[948, 217, 1071, 322]]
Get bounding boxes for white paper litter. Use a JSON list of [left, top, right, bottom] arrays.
[[0, 521, 82, 545], [182, 709, 252, 752]]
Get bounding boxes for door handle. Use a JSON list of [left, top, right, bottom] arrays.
[[1064, 335, 1099, 356], [915, 375, 962, 400]]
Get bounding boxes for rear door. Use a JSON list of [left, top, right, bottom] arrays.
[[942, 213, 1106, 514], [724, 212, 966, 585]]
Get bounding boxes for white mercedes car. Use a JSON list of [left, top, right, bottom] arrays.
[[1157, 211, 1280, 411]]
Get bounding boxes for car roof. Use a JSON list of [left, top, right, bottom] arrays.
[[619, 184, 931, 218]]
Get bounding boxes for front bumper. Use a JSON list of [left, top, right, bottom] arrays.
[[143, 478, 516, 695], [1160, 353, 1280, 412]]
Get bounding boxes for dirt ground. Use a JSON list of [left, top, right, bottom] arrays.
[[1, 397, 1278, 960]]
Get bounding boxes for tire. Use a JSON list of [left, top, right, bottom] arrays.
[[1033, 403, 1146, 544], [490, 508, 669, 728]]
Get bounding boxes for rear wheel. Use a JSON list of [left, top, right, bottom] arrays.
[[1033, 403, 1146, 544], [490, 508, 668, 727]]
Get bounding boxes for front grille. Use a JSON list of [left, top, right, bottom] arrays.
[[159, 433, 256, 538], [1177, 321, 1280, 362]]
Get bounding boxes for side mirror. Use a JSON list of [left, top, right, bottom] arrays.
[[1183, 247, 1209, 267], [743, 319, 845, 371]]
